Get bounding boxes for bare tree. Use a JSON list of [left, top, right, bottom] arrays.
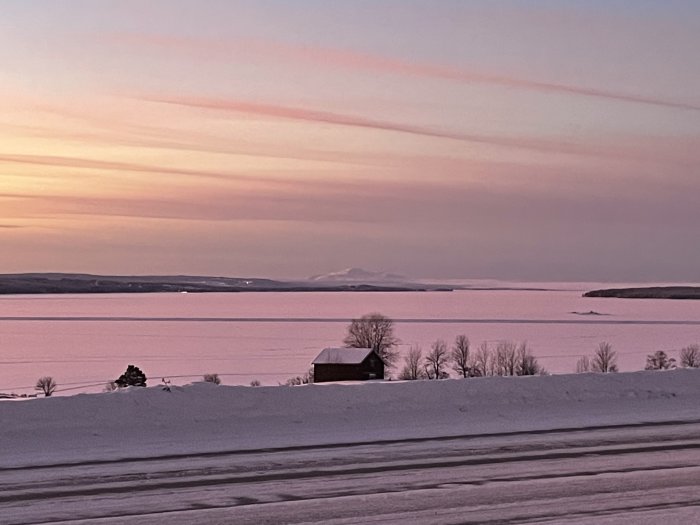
[[203, 373, 221, 385], [399, 345, 425, 380], [250, 379, 261, 387], [285, 368, 313, 386], [424, 339, 450, 379], [645, 350, 676, 370], [344, 313, 399, 369], [680, 344, 700, 368], [451, 335, 471, 378], [591, 342, 618, 373], [516, 342, 545, 376], [473, 341, 492, 377], [575, 355, 591, 373], [35, 376, 57, 397], [494, 341, 518, 376]]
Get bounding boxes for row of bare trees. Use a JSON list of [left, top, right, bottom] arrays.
[[342, 313, 548, 380], [575, 342, 700, 373], [399, 336, 546, 380], [644, 344, 700, 371], [342, 313, 700, 380]]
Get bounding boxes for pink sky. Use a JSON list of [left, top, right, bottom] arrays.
[[1, 1, 699, 281]]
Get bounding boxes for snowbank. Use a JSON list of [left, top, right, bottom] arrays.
[[3, 370, 700, 468]]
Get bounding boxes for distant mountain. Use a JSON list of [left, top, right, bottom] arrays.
[[303, 268, 455, 292], [308, 268, 408, 284]]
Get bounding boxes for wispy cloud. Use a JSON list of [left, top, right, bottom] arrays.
[[116, 34, 700, 112], [0, 189, 384, 224], [145, 96, 586, 156], [0, 153, 296, 186], [7, 114, 400, 170], [249, 39, 700, 112], [144, 95, 694, 165], [5, 164, 696, 229]]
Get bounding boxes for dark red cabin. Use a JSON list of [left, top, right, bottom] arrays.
[[312, 347, 385, 383]]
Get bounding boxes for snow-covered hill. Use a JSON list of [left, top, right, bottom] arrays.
[[308, 267, 408, 284]]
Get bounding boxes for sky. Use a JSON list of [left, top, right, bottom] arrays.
[[1, 0, 699, 281]]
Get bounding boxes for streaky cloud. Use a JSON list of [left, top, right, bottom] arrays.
[[20, 102, 442, 170], [285, 42, 700, 112], [144, 95, 676, 163], [115, 33, 700, 112], [12, 117, 399, 170], [1, 190, 383, 224], [0, 153, 295, 186], [6, 164, 696, 229]]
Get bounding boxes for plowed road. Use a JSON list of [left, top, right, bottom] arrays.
[[4, 420, 700, 524]]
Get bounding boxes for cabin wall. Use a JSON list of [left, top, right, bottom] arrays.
[[314, 357, 384, 383]]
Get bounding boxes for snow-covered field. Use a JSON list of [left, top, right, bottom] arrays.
[[3, 370, 700, 523]]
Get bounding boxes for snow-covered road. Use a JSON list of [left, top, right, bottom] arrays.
[[5, 419, 700, 524]]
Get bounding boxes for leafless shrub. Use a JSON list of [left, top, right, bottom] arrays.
[[203, 373, 221, 385], [35, 376, 57, 397], [591, 342, 618, 373], [452, 340, 544, 377], [285, 368, 314, 386], [250, 379, 261, 387], [680, 344, 700, 368], [494, 341, 518, 376], [399, 345, 425, 380], [575, 356, 591, 373], [645, 350, 676, 370], [516, 342, 546, 376], [424, 339, 450, 379], [451, 335, 471, 378]]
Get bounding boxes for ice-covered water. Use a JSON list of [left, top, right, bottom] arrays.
[[1, 286, 699, 394]]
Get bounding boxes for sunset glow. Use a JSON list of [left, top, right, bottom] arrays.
[[1, 1, 698, 280]]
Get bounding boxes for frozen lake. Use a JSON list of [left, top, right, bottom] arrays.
[[1, 286, 699, 394]]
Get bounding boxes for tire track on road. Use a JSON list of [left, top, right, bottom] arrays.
[[5, 417, 700, 472], [5, 440, 700, 504]]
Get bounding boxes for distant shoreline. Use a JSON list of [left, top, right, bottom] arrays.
[[0, 273, 455, 295], [584, 286, 700, 300]]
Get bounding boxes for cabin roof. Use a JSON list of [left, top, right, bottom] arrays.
[[312, 347, 376, 365]]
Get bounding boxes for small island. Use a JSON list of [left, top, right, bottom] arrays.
[[584, 286, 700, 300]]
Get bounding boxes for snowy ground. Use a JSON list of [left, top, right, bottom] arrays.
[[3, 371, 700, 524]]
